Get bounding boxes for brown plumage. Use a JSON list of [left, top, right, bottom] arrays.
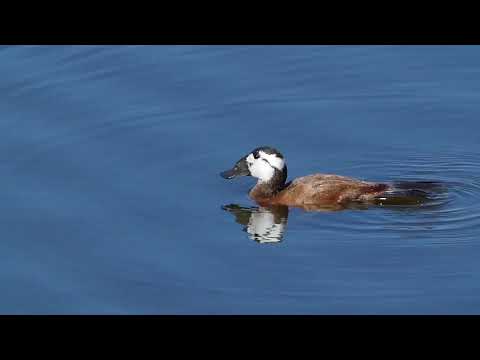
[[250, 174, 390, 208]]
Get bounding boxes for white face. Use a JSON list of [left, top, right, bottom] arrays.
[[246, 150, 285, 183]]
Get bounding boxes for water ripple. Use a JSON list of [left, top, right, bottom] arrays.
[[302, 150, 480, 245]]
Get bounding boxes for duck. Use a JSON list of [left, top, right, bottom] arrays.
[[220, 146, 433, 209]]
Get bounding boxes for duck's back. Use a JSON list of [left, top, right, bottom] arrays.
[[273, 174, 389, 206]]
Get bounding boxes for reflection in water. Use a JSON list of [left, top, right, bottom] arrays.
[[222, 181, 449, 244], [222, 204, 289, 244], [222, 203, 372, 244]]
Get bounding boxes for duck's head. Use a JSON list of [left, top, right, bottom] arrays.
[[220, 146, 287, 184]]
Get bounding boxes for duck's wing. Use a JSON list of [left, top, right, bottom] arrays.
[[280, 174, 387, 205]]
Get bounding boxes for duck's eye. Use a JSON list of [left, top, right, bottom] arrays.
[[253, 152, 260, 159]]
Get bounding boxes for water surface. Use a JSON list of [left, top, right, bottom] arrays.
[[1, 45, 480, 314]]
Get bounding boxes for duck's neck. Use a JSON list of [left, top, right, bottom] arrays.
[[249, 167, 288, 200]]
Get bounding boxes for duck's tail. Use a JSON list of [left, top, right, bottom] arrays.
[[373, 181, 446, 205]]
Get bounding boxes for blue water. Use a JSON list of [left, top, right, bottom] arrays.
[[1, 45, 480, 314]]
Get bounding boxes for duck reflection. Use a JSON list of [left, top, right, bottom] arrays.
[[222, 202, 378, 243], [222, 204, 289, 244], [222, 187, 446, 244]]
